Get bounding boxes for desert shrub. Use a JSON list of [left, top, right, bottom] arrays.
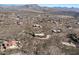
[[67, 33, 79, 43]]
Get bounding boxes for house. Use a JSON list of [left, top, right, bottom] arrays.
[[66, 26, 72, 30], [61, 42, 76, 48], [76, 22, 79, 25], [52, 29, 62, 33], [0, 40, 22, 51], [5, 40, 18, 49], [32, 24, 42, 28], [37, 35, 51, 40], [34, 33, 45, 37]]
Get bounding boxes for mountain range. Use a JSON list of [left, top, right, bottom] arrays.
[[0, 4, 79, 16]]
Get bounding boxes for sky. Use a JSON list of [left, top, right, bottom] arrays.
[[0, 0, 79, 4], [39, 4, 79, 8], [0, 0, 79, 8]]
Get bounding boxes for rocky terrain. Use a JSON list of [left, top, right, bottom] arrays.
[[0, 4, 79, 55]]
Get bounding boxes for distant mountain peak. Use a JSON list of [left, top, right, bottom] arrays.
[[23, 4, 41, 9]]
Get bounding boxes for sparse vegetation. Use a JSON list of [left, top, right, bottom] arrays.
[[0, 4, 79, 55]]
